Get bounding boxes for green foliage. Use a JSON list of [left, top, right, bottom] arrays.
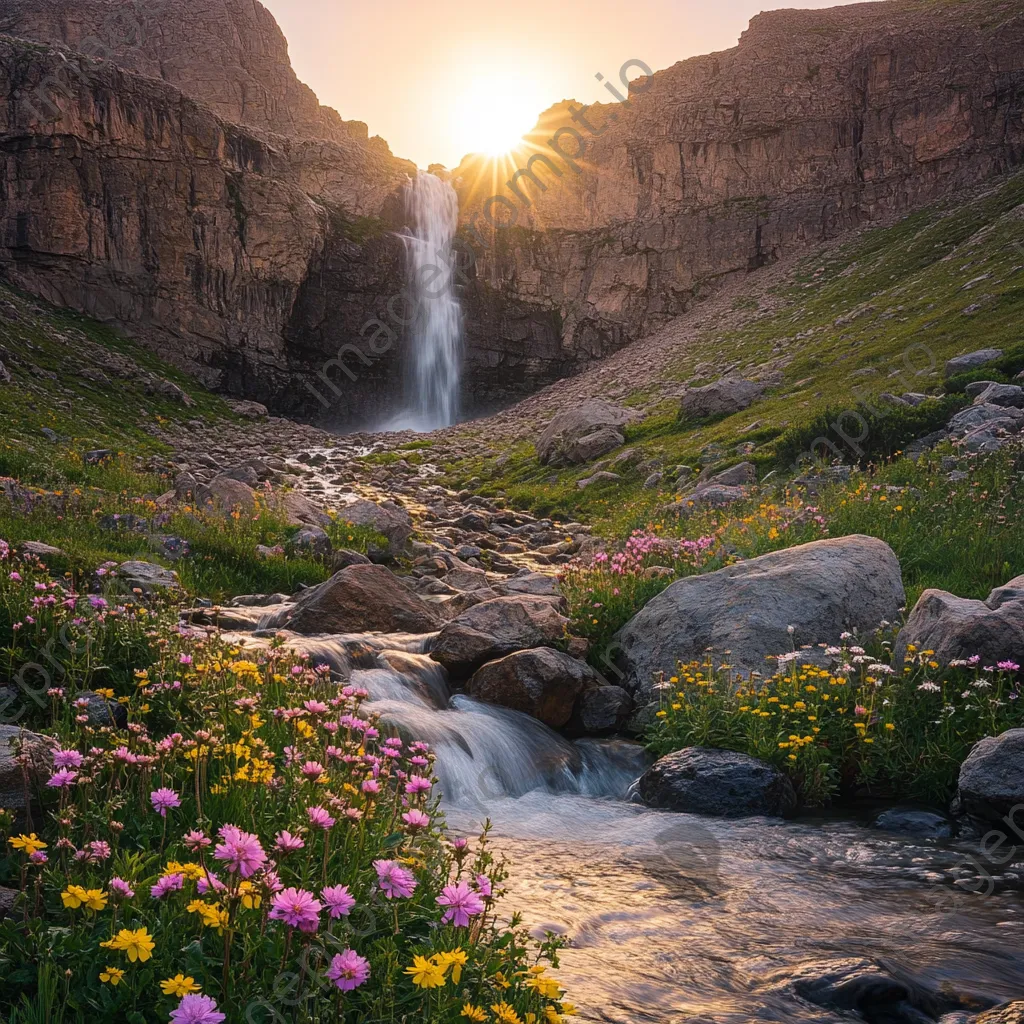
[[645, 640, 1023, 807], [773, 394, 968, 470], [943, 343, 1024, 394]]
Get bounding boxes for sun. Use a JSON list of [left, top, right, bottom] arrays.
[[449, 70, 549, 158]]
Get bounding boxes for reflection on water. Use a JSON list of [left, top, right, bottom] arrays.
[[238, 628, 1024, 1022]]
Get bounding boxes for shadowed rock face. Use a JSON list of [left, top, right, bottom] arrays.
[[454, 0, 1024, 373]]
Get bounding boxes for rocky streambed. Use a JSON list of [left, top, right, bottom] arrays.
[[123, 415, 1024, 1024]]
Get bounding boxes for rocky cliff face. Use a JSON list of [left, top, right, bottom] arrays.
[[454, 0, 1024, 372], [0, 3, 416, 419]]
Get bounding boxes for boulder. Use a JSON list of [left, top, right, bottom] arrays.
[[265, 564, 441, 635], [956, 729, 1024, 821], [286, 526, 332, 559], [615, 536, 904, 698], [680, 377, 765, 419], [536, 399, 636, 466], [577, 470, 621, 489], [0, 725, 54, 813], [961, 420, 1022, 453], [872, 808, 953, 838], [84, 449, 114, 465], [893, 574, 1024, 668], [228, 399, 269, 419], [975, 1003, 1024, 1024], [196, 474, 258, 513], [173, 472, 199, 500], [278, 491, 332, 528], [973, 383, 1024, 408], [19, 541, 66, 560], [468, 648, 603, 729], [220, 464, 260, 487], [948, 403, 1024, 435], [699, 461, 757, 487], [337, 499, 413, 555], [430, 596, 570, 676], [567, 685, 633, 736], [78, 690, 128, 729], [945, 348, 1003, 377], [495, 572, 560, 598], [115, 561, 180, 594], [332, 548, 372, 571], [637, 747, 797, 818], [965, 380, 1000, 398]]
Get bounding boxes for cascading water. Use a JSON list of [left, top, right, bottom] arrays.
[[391, 171, 463, 432], [229, 625, 1024, 1022]]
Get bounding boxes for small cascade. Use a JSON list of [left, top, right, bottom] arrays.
[[390, 170, 464, 432]]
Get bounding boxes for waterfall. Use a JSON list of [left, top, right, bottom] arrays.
[[394, 171, 463, 431]]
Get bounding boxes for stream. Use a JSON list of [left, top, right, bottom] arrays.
[[231, 628, 1024, 1023]]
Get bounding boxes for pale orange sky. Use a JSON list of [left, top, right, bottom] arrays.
[[263, 0, 873, 168]]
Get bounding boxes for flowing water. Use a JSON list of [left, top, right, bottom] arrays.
[[388, 171, 463, 432], [244, 629, 1024, 1022]]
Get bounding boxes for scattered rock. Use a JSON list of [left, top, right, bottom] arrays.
[[577, 470, 621, 489], [265, 564, 441, 635], [115, 561, 181, 594], [337, 499, 413, 555], [637, 747, 797, 818], [220, 464, 260, 487], [77, 690, 128, 729], [894, 573, 1024, 668], [20, 541, 66, 560], [0, 360, 11, 383], [196, 475, 258, 513], [278, 490, 332, 528], [536, 399, 636, 466], [287, 526, 332, 559], [495, 573, 560, 598], [99, 513, 150, 533], [430, 596, 570, 677], [872, 808, 953, 838], [955, 729, 1024, 821], [332, 548, 372, 571], [616, 536, 905, 699], [643, 471, 664, 489], [973, 383, 1024, 409], [945, 348, 1003, 377], [84, 449, 115, 465], [680, 377, 765, 419], [699, 461, 756, 487], [0, 725, 54, 813], [975, 1002, 1024, 1024], [468, 648, 603, 729], [228, 399, 269, 419]]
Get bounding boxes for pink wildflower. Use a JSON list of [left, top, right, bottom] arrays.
[[274, 830, 305, 854], [213, 825, 266, 878], [325, 949, 370, 991], [306, 806, 335, 830], [269, 887, 322, 933], [321, 884, 356, 919], [151, 873, 185, 899], [374, 859, 417, 900], [150, 788, 181, 817], [436, 880, 485, 927], [169, 993, 225, 1024]]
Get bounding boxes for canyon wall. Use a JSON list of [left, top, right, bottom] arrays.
[[454, 0, 1024, 375]]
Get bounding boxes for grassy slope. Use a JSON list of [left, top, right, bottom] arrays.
[[445, 170, 1024, 536]]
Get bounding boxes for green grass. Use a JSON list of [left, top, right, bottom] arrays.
[[443, 170, 1024, 542]]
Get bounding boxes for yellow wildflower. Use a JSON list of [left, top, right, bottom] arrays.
[[436, 948, 467, 983], [160, 974, 201, 997], [461, 1005, 487, 1022], [101, 927, 155, 962], [99, 966, 125, 986], [9, 834, 47, 855], [491, 1003, 523, 1024], [405, 954, 446, 989]]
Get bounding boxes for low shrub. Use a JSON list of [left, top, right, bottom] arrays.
[[645, 638, 1024, 807]]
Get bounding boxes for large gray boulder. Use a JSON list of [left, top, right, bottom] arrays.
[[955, 729, 1024, 821], [973, 383, 1024, 408], [680, 378, 765, 419], [637, 747, 797, 818], [948, 402, 1024, 435], [265, 564, 441, 635], [945, 348, 1003, 377], [893, 574, 1024, 668], [115, 561, 181, 594], [336, 499, 413, 555], [536, 399, 635, 466], [616, 536, 904, 698], [430, 596, 570, 676], [567, 685, 633, 736], [278, 491, 332, 528], [468, 648, 603, 729]]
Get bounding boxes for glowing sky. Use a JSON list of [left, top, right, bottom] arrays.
[[262, 0, 872, 169]]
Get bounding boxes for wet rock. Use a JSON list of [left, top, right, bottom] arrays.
[[265, 564, 441, 635], [638, 747, 797, 818], [468, 648, 603, 729], [956, 729, 1024, 822], [0, 725, 54, 814], [974, 1002, 1024, 1023], [196, 474, 258, 513], [567, 685, 633, 736], [227, 593, 291, 607], [945, 348, 1003, 377], [780, 957, 945, 1022], [77, 690, 128, 729], [115, 561, 181, 594], [894, 574, 1024, 668], [337, 498, 413, 555], [536, 399, 635, 466], [430, 596, 570, 676], [616, 536, 905, 698], [680, 377, 765, 419], [872, 808, 953, 838]]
